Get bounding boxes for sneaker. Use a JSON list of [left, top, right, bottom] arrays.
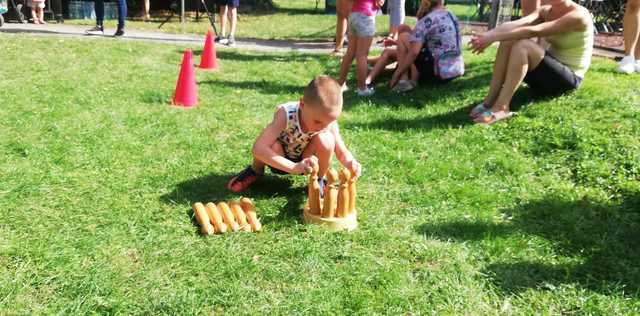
[[114, 29, 125, 37], [227, 36, 236, 46], [618, 55, 636, 74], [341, 83, 349, 93], [218, 37, 229, 45], [85, 25, 104, 35], [635, 61, 640, 73], [356, 86, 375, 97], [227, 165, 262, 192], [214, 35, 223, 43], [392, 80, 416, 93]]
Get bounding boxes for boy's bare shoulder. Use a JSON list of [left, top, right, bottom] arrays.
[[267, 104, 287, 130]]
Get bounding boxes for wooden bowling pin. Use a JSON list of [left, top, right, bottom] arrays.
[[230, 201, 252, 232], [348, 171, 357, 214], [205, 202, 227, 234], [336, 168, 351, 218], [192, 202, 215, 235], [217, 202, 240, 232], [240, 197, 262, 232], [321, 169, 339, 218], [308, 161, 322, 215]]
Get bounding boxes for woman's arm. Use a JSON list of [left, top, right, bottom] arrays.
[[471, 8, 588, 53]]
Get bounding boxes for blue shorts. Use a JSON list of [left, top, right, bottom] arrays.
[[215, 0, 239, 7]]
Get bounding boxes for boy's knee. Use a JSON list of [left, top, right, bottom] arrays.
[[313, 131, 336, 153]]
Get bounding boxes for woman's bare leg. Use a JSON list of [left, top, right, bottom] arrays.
[[219, 5, 228, 37], [366, 48, 398, 85], [490, 39, 544, 113], [335, 0, 351, 50], [483, 40, 516, 107]]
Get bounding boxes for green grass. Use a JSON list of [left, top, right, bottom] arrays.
[[63, 0, 484, 40], [1, 33, 639, 314]]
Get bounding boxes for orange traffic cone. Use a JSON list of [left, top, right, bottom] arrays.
[[199, 30, 219, 71], [172, 49, 198, 108]]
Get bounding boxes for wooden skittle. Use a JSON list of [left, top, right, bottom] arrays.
[[205, 202, 227, 234], [336, 168, 351, 218], [308, 161, 322, 215], [321, 169, 339, 218], [240, 197, 262, 232], [217, 202, 240, 232], [192, 202, 215, 235], [348, 171, 357, 214], [229, 201, 252, 232]]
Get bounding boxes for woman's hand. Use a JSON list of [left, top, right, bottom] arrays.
[[469, 32, 494, 54]]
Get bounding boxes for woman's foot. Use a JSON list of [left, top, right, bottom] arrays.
[[469, 102, 490, 118], [473, 109, 516, 125], [356, 86, 374, 97], [392, 80, 416, 93]]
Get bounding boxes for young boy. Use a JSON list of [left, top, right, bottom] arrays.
[[228, 75, 362, 193]]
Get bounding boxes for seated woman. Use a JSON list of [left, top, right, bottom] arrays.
[[469, 0, 593, 124], [365, 0, 464, 92]]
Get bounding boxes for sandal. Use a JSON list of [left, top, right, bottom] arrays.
[[469, 102, 490, 119], [473, 110, 516, 125], [227, 165, 262, 193]]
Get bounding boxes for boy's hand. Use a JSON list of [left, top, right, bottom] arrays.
[[345, 159, 362, 179], [294, 156, 318, 175]]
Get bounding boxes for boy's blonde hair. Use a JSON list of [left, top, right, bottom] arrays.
[[303, 75, 343, 115]]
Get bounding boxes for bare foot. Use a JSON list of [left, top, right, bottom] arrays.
[[39, 19, 46, 24]]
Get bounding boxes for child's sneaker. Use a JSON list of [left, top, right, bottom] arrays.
[[356, 86, 374, 97], [618, 55, 636, 74], [227, 36, 236, 46], [228, 166, 262, 192], [635, 60, 640, 73]]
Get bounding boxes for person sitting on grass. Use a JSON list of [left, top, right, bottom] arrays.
[[365, 0, 464, 93], [468, 0, 593, 125], [227, 76, 362, 193]]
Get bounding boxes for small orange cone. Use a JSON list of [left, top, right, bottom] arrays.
[[172, 49, 198, 108], [199, 30, 219, 70]]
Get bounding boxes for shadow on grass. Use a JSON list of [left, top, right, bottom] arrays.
[[417, 191, 640, 295], [161, 172, 306, 226], [199, 79, 301, 95]]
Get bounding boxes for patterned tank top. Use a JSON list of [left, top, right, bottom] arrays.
[[277, 101, 318, 160]]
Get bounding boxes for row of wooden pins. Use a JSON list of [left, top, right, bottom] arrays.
[[308, 163, 357, 218], [192, 197, 262, 235]]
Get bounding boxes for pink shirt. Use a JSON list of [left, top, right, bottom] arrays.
[[352, 0, 377, 16]]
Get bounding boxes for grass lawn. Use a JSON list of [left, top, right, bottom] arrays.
[[1, 32, 639, 314], [64, 0, 482, 40]]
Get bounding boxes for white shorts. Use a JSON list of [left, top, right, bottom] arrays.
[[348, 12, 376, 38]]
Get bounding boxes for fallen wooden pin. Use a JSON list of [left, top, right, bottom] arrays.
[[192, 197, 262, 235]]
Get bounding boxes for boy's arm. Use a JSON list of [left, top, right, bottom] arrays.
[[332, 123, 362, 178], [252, 108, 310, 174]]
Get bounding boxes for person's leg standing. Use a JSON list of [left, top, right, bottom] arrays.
[[219, 4, 228, 42], [227, 0, 238, 46], [619, 0, 640, 73], [86, 0, 105, 34], [335, 0, 351, 52], [114, 0, 127, 36]]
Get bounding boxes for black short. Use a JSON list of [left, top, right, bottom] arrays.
[[215, 0, 239, 7], [524, 52, 582, 96]]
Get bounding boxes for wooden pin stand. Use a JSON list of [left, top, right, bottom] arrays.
[[303, 167, 358, 231]]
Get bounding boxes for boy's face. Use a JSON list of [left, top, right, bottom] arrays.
[[300, 101, 341, 133]]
